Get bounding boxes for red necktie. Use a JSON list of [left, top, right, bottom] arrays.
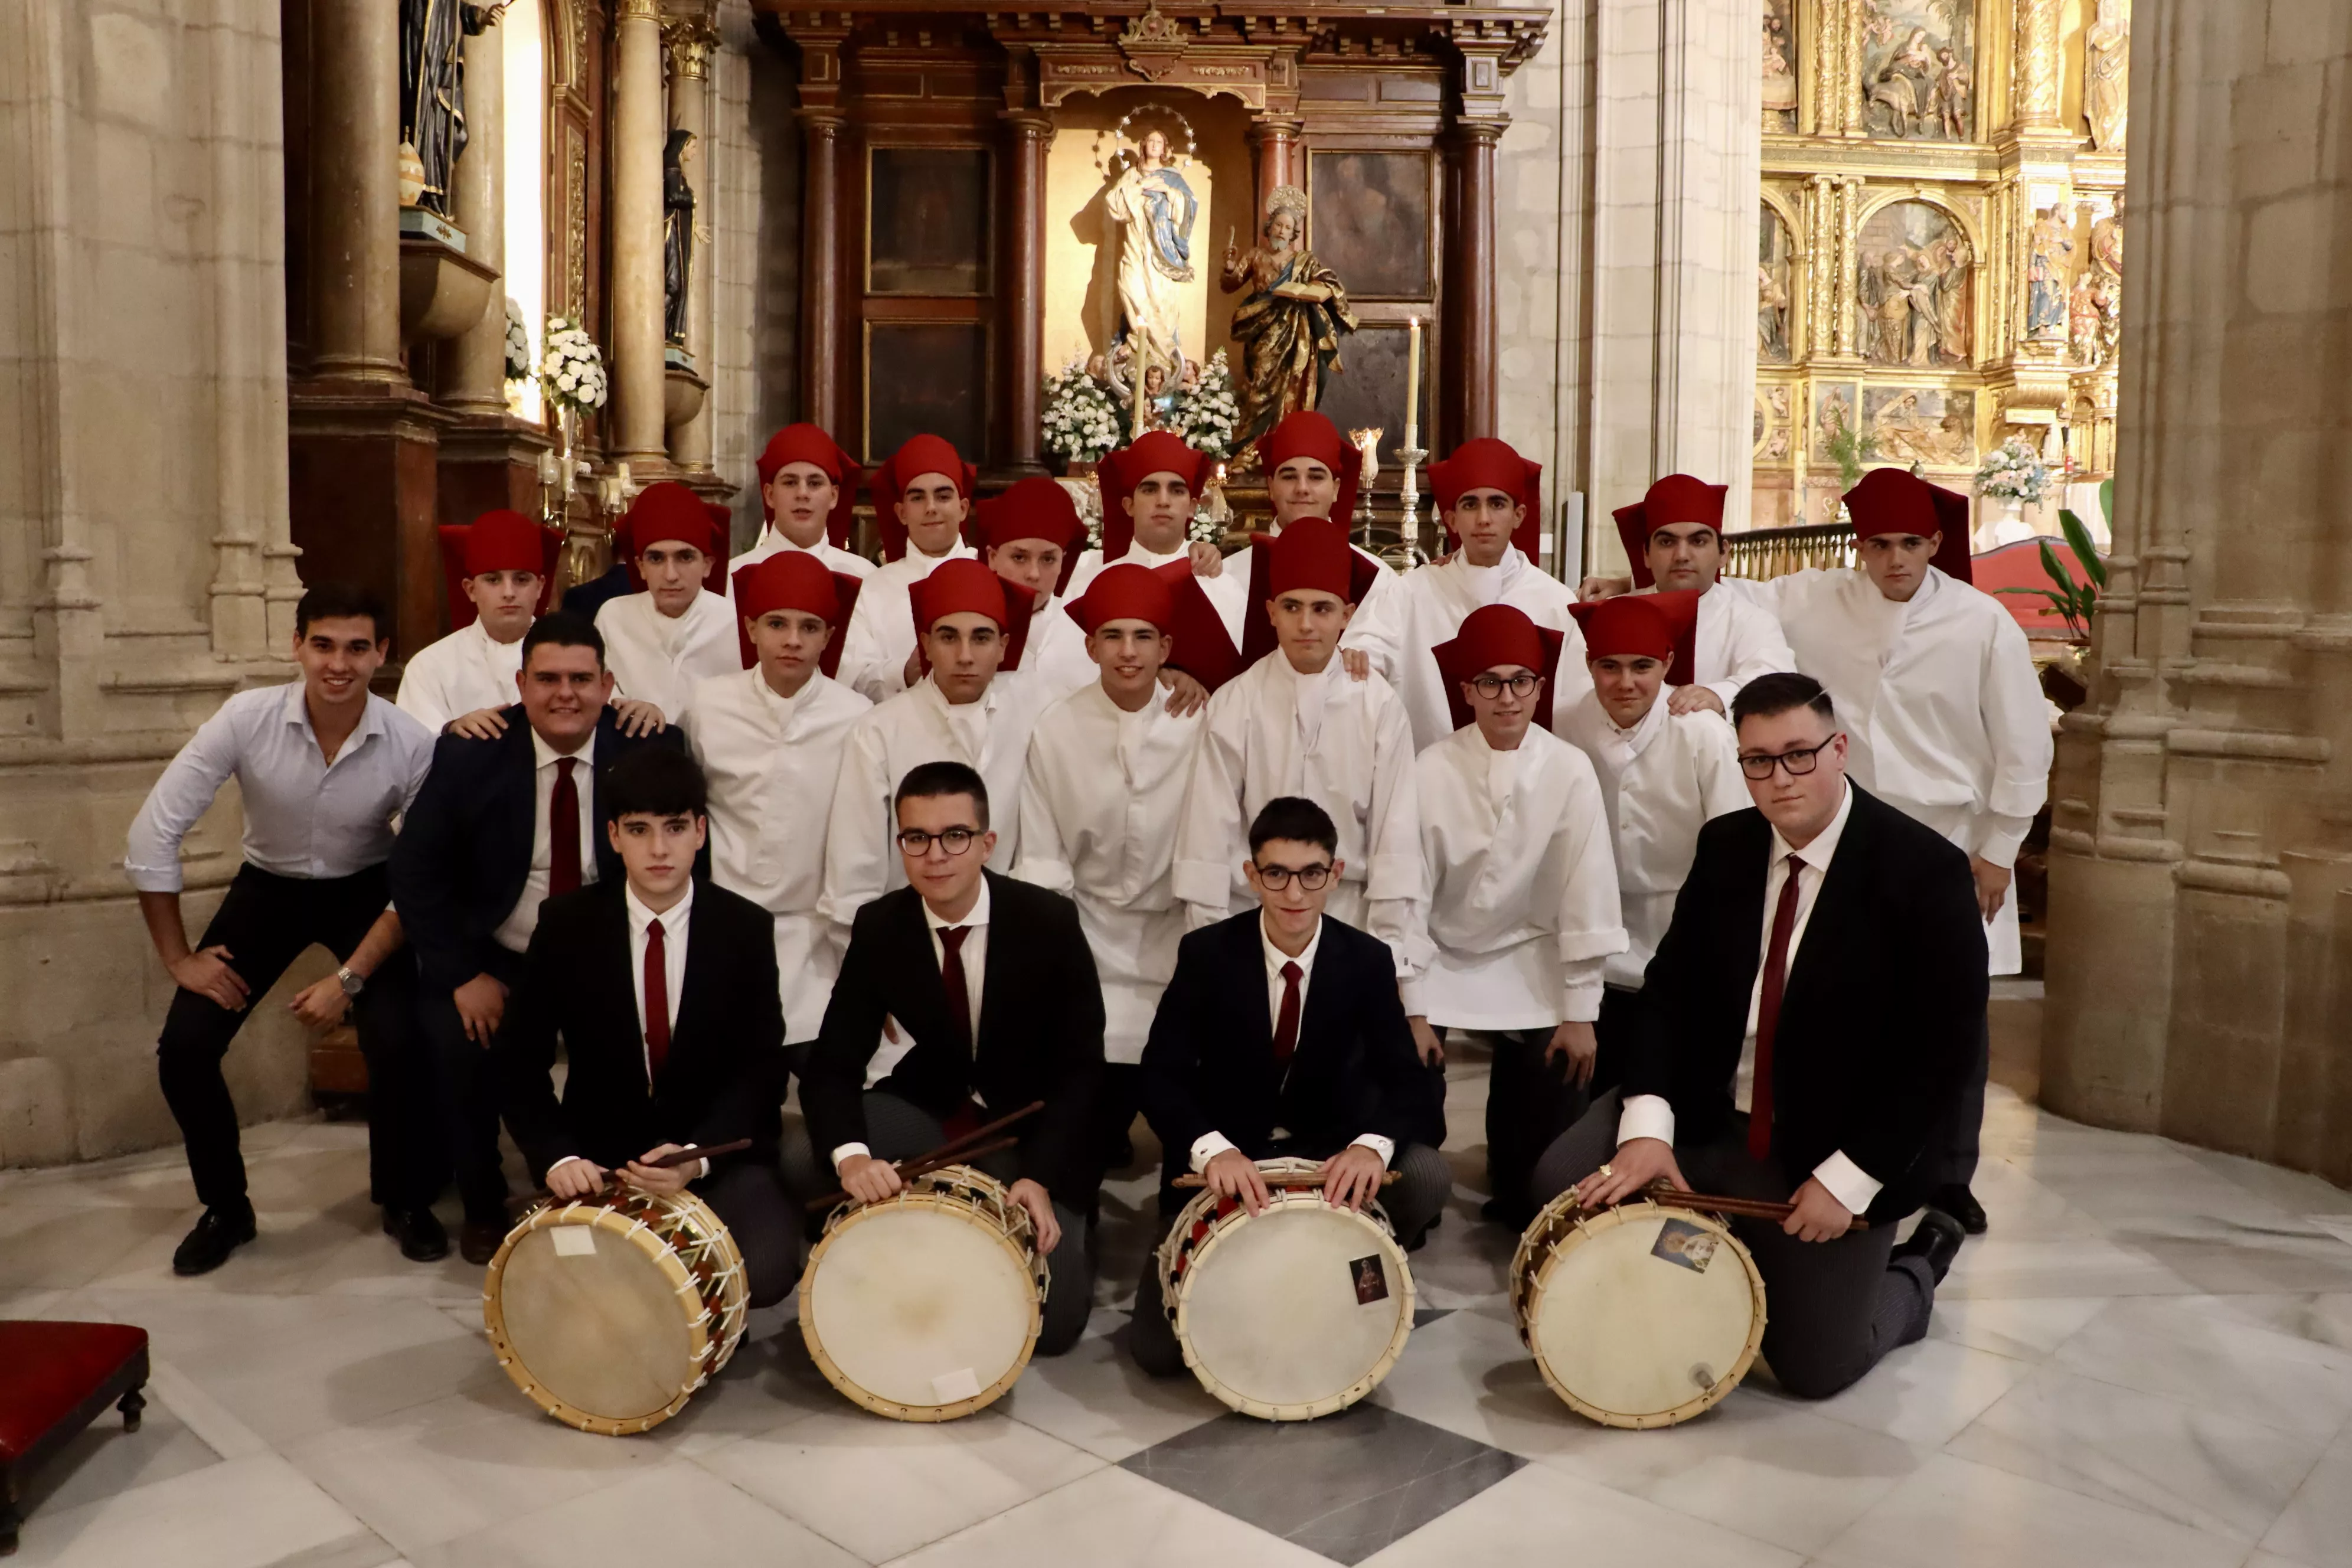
[[1750, 854, 1805, 1161], [549, 757, 581, 896], [939, 926, 973, 1052], [1273, 961, 1303, 1063], [643, 916, 671, 1081]]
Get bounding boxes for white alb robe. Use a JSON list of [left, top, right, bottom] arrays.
[[1342, 547, 1583, 751], [1404, 724, 1626, 1029], [832, 542, 979, 704], [1553, 689, 1750, 989], [1171, 651, 1423, 969], [595, 590, 741, 725], [681, 668, 872, 1040], [1014, 682, 1206, 1063], [394, 619, 526, 734], [731, 527, 877, 581], [1636, 580, 1796, 709], [1747, 564, 2052, 973]]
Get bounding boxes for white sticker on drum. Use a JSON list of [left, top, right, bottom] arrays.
[[550, 1226, 597, 1257], [932, 1367, 982, 1404]]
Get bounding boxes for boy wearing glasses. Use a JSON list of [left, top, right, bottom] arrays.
[[1407, 605, 1629, 1224], [802, 760, 1105, 1356], [1132, 795, 1449, 1376]]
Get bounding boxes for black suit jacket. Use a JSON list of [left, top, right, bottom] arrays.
[[496, 878, 785, 1175], [1628, 783, 1987, 1223], [805, 871, 1106, 1201], [1140, 911, 1444, 1205], [389, 708, 692, 994]]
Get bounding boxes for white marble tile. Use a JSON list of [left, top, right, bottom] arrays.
[[1946, 1363, 2328, 1541], [1796, 1335, 2032, 1449], [1813, 1454, 2249, 1568], [14, 1383, 221, 1521], [418, 1459, 863, 1568], [12, 1453, 372, 1568], [695, 1402, 1104, 1562], [1933, 1231, 2200, 1301], [995, 1310, 1225, 1462], [1925, 1295, 2109, 1362], [881, 1466, 1328, 1568], [1357, 1463, 1802, 1568], [2052, 1297, 2352, 1440], [2165, 1291, 2352, 1355], [0, 1202, 195, 1289], [2259, 1429, 2352, 1567], [1364, 1296, 1600, 1463]]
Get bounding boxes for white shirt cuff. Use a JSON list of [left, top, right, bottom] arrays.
[[1616, 1093, 1676, 1148], [1809, 1150, 1882, 1216], [829, 1142, 871, 1172], [1349, 1133, 1395, 1168], [1190, 1132, 1238, 1172], [1975, 814, 2034, 869]]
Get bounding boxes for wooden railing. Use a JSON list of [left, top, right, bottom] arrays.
[[1721, 522, 1856, 582]]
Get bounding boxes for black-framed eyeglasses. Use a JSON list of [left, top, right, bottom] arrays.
[[1737, 740, 1837, 781], [1470, 672, 1541, 699], [1252, 861, 1332, 891], [896, 827, 979, 855]]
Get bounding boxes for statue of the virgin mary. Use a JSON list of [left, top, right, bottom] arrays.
[[1103, 126, 1198, 400]]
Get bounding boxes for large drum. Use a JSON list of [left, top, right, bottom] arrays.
[[1156, 1158, 1415, 1421], [800, 1165, 1047, 1422], [1511, 1194, 1766, 1428], [483, 1186, 749, 1436]]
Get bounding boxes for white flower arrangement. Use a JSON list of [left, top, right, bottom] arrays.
[[1975, 437, 2050, 504], [1172, 348, 1242, 459], [504, 299, 533, 384], [1041, 358, 1122, 463], [540, 314, 609, 414]]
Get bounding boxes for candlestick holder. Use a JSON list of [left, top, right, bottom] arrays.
[[1397, 446, 1429, 567]]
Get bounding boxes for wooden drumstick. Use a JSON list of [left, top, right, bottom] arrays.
[[1641, 1181, 1870, 1231], [1172, 1170, 1402, 1190], [802, 1131, 1031, 1212], [648, 1139, 750, 1169]]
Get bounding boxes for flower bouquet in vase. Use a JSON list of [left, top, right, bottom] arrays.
[[540, 315, 611, 589], [1974, 437, 2050, 548], [1043, 359, 1122, 472]]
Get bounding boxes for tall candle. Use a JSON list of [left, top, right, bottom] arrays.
[[1404, 316, 1422, 450]]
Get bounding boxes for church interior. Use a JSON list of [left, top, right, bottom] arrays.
[[5, 0, 2352, 1564]]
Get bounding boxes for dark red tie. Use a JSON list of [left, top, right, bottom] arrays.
[[549, 757, 582, 896], [1273, 961, 1303, 1063], [1750, 855, 1805, 1161], [643, 916, 671, 1081], [939, 927, 973, 1052]]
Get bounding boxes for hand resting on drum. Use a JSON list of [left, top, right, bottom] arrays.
[[622, 1143, 694, 1197], [1203, 1148, 1273, 1215], [1574, 1136, 1687, 1211], [545, 1157, 609, 1201], [1319, 1144, 1389, 1213], [837, 1152, 904, 1206]]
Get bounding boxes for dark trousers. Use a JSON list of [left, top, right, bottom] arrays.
[[1098, 1061, 1142, 1169], [1483, 1027, 1584, 1224], [780, 1090, 1095, 1357], [694, 1158, 800, 1309], [156, 863, 435, 1213], [422, 943, 522, 1225], [1130, 1141, 1453, 1378], [1938, 1017, 1991, 1190], [1530, 1089, 1936, 1400]]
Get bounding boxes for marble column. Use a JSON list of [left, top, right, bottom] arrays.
[[667, 21, 718, 474], [1247, 115, 1302, 219], [610, 0, 669, 467], [309, 0, 403, 382], [1003, 111, 1052, 473], [798, 111, 845, 436], [442, 8, 508, 416], [1453, 123, 1502, 442]]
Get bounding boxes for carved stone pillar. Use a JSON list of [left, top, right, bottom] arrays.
[[610, 0, 669, 468], [442, 11, 507, 416], [1003, 111, 1053, 474], [1247, 115, 1302, 221], [665, 19, 718, 475], [799, 112, 846, 439], [1452, 122, 1502, 443], [309, 0, 403, 381]]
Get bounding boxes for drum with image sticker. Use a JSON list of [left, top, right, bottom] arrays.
[[1155, 1157, 1415, 1420], [1510, 1195, 1766, 1429]]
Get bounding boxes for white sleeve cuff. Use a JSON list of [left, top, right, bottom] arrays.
[[1616, 1094, 1676, 1148], [1348, 1133, 1395, 1168], [1190, 1132, 1238, 1172], [1974, 814, 2034, 869], [829, 1142, 871, 1173], [1810, 1150, 1883, 1216]]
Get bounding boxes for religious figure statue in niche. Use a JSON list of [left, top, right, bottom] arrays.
[[1859, 0, 1973, 142], [1758, 207, 1793, 363], [1222, 185, 1360, 446], [2085, 0, 2130, 152], [1761, 2, 1798, 133], [2027, 207, 2075, 341], [400, 0, 507, 220], [1104, 125, 1200, 393], [1854, 202, 1972, 367], [664, 130, 695, 347]]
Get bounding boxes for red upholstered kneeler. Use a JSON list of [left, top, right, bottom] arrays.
[[0, 1322, 149, 1555]]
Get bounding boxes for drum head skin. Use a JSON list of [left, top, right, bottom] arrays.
[[1518, 1200, 1765, 1429], [1170, 1193, 1414, 1421]]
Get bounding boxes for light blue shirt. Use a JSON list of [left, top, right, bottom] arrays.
[[124, 682, 436, 893]]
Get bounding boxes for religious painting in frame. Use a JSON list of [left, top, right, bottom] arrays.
[[1306, 151, 1435, 302], [1308, 322, 1430, 471], [1857, 0, 1975, 142], [1812, 381, 1860, 449], [1863, 385, 1977, 468], [867, 147, 995, 296], [865, 322, 989, 463]]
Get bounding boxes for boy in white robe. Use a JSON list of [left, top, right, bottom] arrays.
[[1407, 604, 1626, 1222], [1587, 473, 1796, 715], [976, 475, 1095, 698], [833, 435, 981, 703], [733, 423, 877, 582], [685, 551, 873, 1063], [1063, 430, 1229, 599], [397, 509, 556, 734], [1206, 410, 1394, 646], [594, 481, 740, 724], [1345, 437, 1585, 750], [1172, 517, 1423, 968]]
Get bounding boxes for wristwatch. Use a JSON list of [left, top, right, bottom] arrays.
[[337, 966, 366, 998]]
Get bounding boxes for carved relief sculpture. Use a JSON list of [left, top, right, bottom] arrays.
[[1759, 207, 1793, 362], [1103, 122, 1200, 391], [1221, 184, 1360, 445], [399, 0, 506, 218], [2027, 205, 2075, 341], [1858, 0, 1973, 141], [1855, 201, 1972, 366], [662, 129, 695, 346], [1762, 2, 1798, 133], [2085, 0, 2129, 151]]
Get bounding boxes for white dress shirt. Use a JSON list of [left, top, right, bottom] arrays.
[[1187, 913, 1397, 1172], [831, 543, 979, 703], [1553, 689, 1750, 989], [1014, 681, 1204, 1063], [596, 589, 741, 724], [125, 684, 435, 893], [547, 880, 706, 1185], [1342, 547, 1583, 752], [491, 728, 600, 953], [731, 527, 878, 581], [829, 878, 992, 1169], [1171, 650, 1425, 971], [394, 619, 528, 735], [683, 667, 871, 1040], [1635, 580, 1798, 710], [1404, 724, 1626, 1028], [1615, 783, 1880, 1214]]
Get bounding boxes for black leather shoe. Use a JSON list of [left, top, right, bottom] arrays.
[[1932, 1182, 1989, 1235], [459, 1220, 507, 1266], [382, 1207, 450, 1263], [172, 1206, 257, 1276], [1894, 1208, 1968, 1285]]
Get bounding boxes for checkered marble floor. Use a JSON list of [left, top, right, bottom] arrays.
[[7, 999, 2352, 1568]]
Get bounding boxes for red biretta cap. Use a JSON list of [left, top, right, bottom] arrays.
[[1843, 468, 1974, 585], [978, 475, 1086, 595], [910, 557, 1038, 672], [435, 508, 561, 629], [755, 424, 862, 547], [1429, 437, 1544, 563], [730, 551, 863, 677], [1255, 409, 1360, 527], [1569, 587, 1703, 685], [620, 482, 731, 597], [1097, 431, 1212, 562], [1432, 603, 1567, 732], [868, 435, 978, 563], [1613, 474, 1729, 590], [1239, 517, 1384, 666], [1066, 561, 1173, 634]]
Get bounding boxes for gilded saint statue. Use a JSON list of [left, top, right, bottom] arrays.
[[1103, 127, 1199, 392], [1221, 185, 1359, 447], [663, 129, 695, 347], [399, 0, 505, 220], [2085, 0, 2129, 152]]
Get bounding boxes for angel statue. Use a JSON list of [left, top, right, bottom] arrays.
[[1221, 185, 1359, 447], [1104, 125, 1200, 412]]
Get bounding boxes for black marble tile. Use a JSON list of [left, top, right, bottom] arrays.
[[1119, 1402, 1524, 1564], [1411, 1306, 1453, 1329]]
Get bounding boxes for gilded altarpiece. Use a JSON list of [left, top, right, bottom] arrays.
[[1750, 0, 2126, 535]]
